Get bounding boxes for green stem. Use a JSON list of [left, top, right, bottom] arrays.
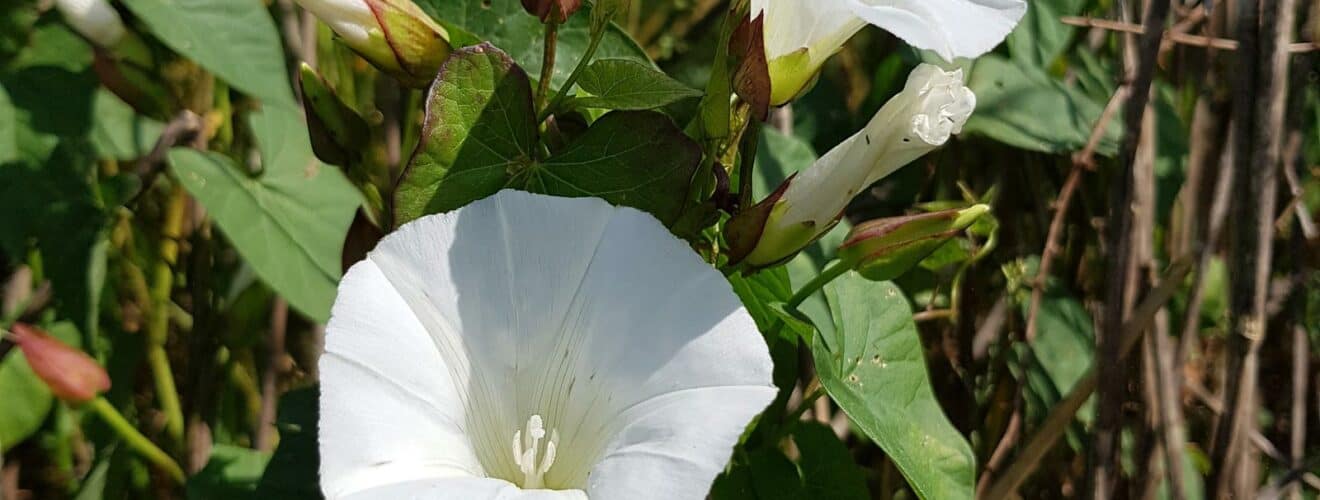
[[539, 27, 606, 122], [147, 184, 186, 444], [535, 21, 560, 114], [88, 397, 185, 484], [787, 260, 849, 309]]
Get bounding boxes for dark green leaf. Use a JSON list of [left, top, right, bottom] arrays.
[[417, 0, 651, 90], [255, 387, 322, 500], [1005, 0, 1083, 68], [795, 423, 869, 500], [574, 58, 702, 110], [186, 445, 270, 499], [0, 345, 53, 452], [89, 89, 164, 161], [0, 323, 81, 452], [964, 56, 1121, 156], [394, 43, 536, 225], [813, 275, 974, 499], [748, 448, 805, 500], [728, 267, 793, 334], [170, 107, 359, 321], [119, 0, 296, 107], [530, 110, 701, 225]]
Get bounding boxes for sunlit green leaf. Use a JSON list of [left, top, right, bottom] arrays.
[[574, 58, 702, 110], [120, 0, 296, 107], [394, 43, 536, 226], [186, 445, 271, 499], [814, 275, 973, 499], [170, 107, 359, 321], [965, 56, 1121, 156]]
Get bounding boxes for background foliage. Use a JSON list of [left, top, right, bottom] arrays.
[[0, 0, 1317, 498]]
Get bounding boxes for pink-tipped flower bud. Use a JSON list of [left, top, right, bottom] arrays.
[[9, 324, 110, 404], [294, 0, 452, 88]]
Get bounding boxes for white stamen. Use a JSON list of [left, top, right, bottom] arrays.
[[512, 414, 559, 489]]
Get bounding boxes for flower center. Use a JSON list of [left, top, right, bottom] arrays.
[[511, 414, 559, 489]]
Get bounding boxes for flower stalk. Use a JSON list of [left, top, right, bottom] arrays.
[[87, 397, 185, 484], [536, 22, 560, 115], [147, 184, 186, 443]]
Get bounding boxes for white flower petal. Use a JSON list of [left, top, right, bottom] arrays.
[[363, 192, 617, 485], [843, 0, 1027, 61], [320, 261, 482, 499], [585, 386, 775, 499], [294, 0, 376, 44], [342, 477, 587, 500], [753, 0, 862, 62], [536, 207, 776, 492], [323, 191, 774, 498], [53, 0, 125, 47]]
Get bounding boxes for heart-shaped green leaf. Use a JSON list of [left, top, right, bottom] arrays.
[[170, 107, 359, 321], [394, 43, 537, 226]]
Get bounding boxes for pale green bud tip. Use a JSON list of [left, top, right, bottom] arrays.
[[838, 204, 989, 281]]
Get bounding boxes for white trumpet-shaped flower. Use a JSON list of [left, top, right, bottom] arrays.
[[53, 0, 125, 47], [319, 190, 776, 499], [744, 64, 975, 266], [753, 0, 1025, 104]]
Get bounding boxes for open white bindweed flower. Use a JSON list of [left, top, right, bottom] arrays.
[[753, 0, 1025, 104], [743, 64, 975, 267], [53, 0, 126, 47], [319, 190, 776, 499]]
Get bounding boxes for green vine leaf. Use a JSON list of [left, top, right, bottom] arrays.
[[417, 0, 651, 89], [120, 0, 296, 107], [529, 110, 701, 226], [394, 42, 537, 226], [170, 108, 359, 321], [813, 274, 974, 499], [574, 58, 702, 110]]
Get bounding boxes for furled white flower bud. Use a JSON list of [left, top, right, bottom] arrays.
[[753, 0, 1025, 105], [53, 0, 126, 47], [294, 0, 452, 88], [742, 64, 975, 267]]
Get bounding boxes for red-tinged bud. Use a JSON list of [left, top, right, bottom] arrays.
[[521, 0, 582, 23], [8, 324, 110, 404]]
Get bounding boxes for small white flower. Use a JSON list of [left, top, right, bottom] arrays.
[[319, 190, 776, 499], [745, 64, 975, 266], [53, 0, 125, 47], [753, 0, 1025, 104]]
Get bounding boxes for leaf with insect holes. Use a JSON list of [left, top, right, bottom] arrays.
[[813, 275, 974, 499]]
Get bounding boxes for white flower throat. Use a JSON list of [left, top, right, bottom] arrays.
[[511, 414, 560, 489]]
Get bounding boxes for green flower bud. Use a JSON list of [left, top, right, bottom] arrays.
[[838, 205, 988, 281]]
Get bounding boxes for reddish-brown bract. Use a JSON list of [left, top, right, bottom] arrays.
[[9, 323, 110, 403]]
